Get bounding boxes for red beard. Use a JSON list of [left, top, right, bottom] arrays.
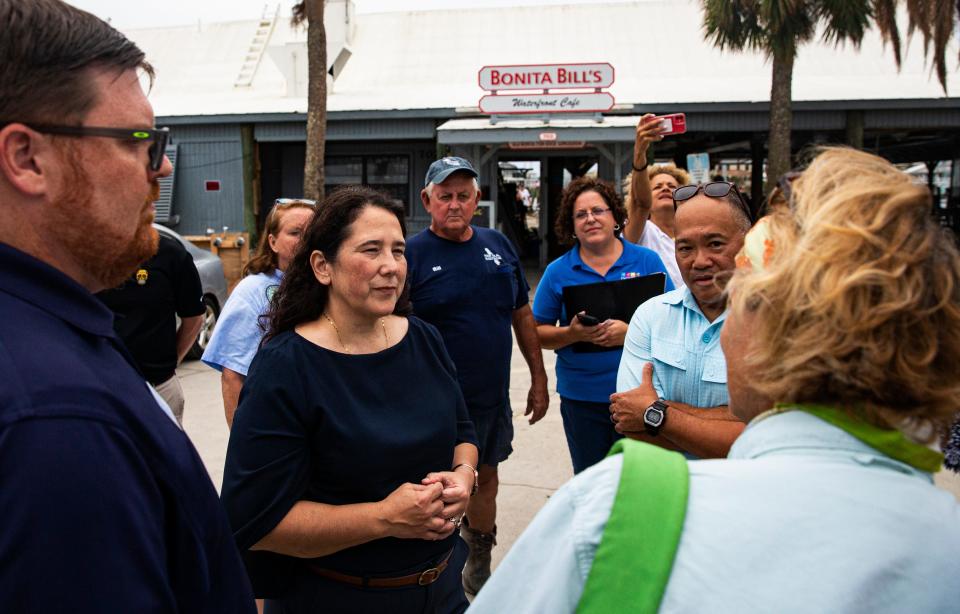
[[53, 149, 160, 290]]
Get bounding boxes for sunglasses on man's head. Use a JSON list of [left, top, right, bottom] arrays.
[[7, 123, 171, 172], [672, 181, 753, 223]]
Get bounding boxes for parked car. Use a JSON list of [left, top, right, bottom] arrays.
[[155, 224, 228, 360]]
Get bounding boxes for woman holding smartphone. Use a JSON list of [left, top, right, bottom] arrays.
[[532, 177, 673, 473]]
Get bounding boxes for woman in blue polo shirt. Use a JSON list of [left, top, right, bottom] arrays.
[[533, 176, 673, 473]]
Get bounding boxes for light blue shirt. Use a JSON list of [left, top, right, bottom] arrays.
[[469, 411, 960, 613], [617, 287, 728, 409], [201, 270, 281, 376]]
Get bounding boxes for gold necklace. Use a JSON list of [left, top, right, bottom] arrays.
[[323, 313, 388, 353]]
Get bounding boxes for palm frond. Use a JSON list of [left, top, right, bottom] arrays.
[[291, 2, 306, 26], [872, 0, 903, 67], [902, 0, 956, 93], [929, 0, 955, 92], [817, 0, 872, 47], [762, 0, 816, 57], [702, 0, 768, 52]]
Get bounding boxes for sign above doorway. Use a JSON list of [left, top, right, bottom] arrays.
[[507, 141, 587, 150], [478, 62, 616, 116], [478, 63, 615, 90], [480, 92, 614, 114]]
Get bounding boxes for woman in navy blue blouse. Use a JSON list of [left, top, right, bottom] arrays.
[[222, 186, 479, 614]]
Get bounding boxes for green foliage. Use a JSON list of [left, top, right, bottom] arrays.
[[700, 0, 958, 90]]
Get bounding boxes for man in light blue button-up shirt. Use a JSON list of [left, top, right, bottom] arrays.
[[612, 189, 750, 458]]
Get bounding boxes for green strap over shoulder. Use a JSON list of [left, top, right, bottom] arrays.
[[577, 439, 689, 614]]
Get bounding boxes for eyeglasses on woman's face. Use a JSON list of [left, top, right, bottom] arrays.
[[573, 207, 611, 222]]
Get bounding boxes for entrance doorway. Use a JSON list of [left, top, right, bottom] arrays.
[[496, 160, 541, 262], [493, 153, 600, 268]]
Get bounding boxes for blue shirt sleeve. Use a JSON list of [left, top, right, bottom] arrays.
[[222, 345, 314, 551], [532, 263, 563, 324], [202, 275, 268, 375], [496, 232, 530, 310]]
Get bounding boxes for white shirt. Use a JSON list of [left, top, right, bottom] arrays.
[[638, 220, 684, 289], [469, 411, 960, 613], [518, 187, 531, 208]]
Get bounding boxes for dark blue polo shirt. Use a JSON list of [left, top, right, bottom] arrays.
[[0, 242, 255, 613], [406, 227, 529, 415]]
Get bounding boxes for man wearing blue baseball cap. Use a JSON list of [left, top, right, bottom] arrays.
[[406, 156, 550, 594]]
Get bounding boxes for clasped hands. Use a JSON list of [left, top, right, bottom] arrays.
[[378, 469, 473, 541]]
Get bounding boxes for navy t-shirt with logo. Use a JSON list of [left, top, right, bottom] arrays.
[[406, 227, 529, 415]]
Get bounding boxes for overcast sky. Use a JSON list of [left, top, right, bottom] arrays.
[[68, 0, 638, 28]]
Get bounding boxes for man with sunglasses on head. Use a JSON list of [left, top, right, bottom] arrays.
[[0, 1, 254, 610], [610, 181, 753, 459]]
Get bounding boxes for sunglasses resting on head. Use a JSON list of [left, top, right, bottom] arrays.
[[672, 181, 754, 224]]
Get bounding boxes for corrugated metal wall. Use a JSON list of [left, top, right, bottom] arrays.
[[168, 125, 246, 236], [256, 118, 437, 142]]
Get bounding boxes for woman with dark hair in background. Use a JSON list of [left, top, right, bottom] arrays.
[[202, 198, 315, 426], [221, 186, 478, 614], [532, 176, 673, 473]]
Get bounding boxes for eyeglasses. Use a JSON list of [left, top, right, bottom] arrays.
[[573, 207, 611, 221], [672, 181, 753, 223], [274, 198, 317, 207], [9, 123, 171, 172]]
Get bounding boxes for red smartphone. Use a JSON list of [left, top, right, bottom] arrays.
[[653, 113, 686, 135]]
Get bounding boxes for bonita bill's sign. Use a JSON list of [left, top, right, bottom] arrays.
[[478, 62, 615, 115]]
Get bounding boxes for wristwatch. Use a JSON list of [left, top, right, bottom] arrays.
[[643, 399, 668, 436]]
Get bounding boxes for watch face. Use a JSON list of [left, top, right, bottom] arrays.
[[644, 407, 664, 427]]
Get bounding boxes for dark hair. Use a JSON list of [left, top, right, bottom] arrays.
[[554, 176, 627, 246], [0, 0, 153, 125], [243, 200, 315, 276], [263, 186, 409, 344]]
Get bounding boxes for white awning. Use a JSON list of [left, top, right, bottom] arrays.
[[437, 115, 643, 145]]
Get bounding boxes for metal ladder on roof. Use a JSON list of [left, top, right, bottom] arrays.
[[234, 4, 280, 88]]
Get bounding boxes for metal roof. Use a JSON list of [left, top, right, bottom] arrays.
[[124, 1, 960, 119]]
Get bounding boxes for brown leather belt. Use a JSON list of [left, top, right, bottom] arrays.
[[307, 548, 454, 588]]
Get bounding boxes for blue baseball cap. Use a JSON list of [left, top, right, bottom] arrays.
[[424, 156, 479, 187]]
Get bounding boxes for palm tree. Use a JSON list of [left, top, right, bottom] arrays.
[[292, 0, 327, 201], [701, 0, 958, 192]]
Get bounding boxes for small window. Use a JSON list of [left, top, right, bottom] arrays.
[[325, 154, 410, 212]]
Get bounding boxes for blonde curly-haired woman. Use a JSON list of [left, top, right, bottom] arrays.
[[471, 147, 960, 614]]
